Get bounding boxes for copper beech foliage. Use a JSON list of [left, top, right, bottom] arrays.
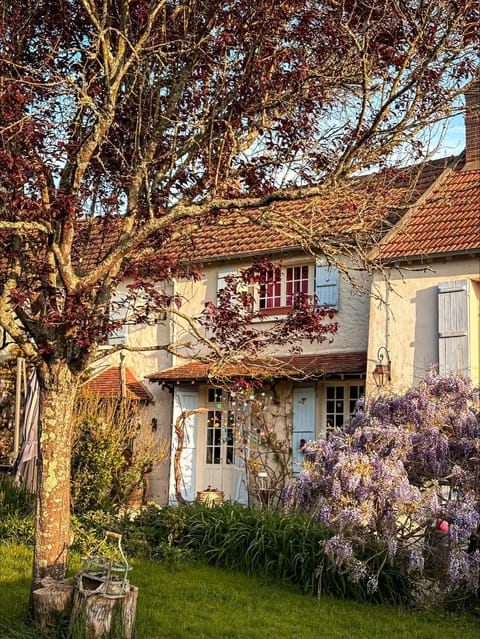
[[0, 0, 478, 584], [0, 0, 478, 367]]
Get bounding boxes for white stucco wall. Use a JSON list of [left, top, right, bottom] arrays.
[[175, 255, 371, 357], [368, 256, 480, 395], [92, 282, 175, 504]]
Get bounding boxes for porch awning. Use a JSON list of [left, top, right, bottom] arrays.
[[147, 352, 367, 384]]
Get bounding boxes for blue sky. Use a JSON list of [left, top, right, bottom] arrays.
[[434, 113, 466, 158]]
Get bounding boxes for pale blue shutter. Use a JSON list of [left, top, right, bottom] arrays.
[[168, 386, 199, 505], [108, 293, 128, 345], [315, 265, 339, 309], [217, 267, 236, 296], [438, 280, 470, 376], [292, 385, 316, 475], [233, 449, 249, 505]]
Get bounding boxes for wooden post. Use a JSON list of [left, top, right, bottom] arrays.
[[69, 585, 138, 639], [32, 577, 75, 628]]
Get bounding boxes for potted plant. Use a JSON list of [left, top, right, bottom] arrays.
[[196, 485, 224, 506]]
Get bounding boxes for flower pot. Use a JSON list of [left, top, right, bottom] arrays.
[[196, 490, 224, 506]]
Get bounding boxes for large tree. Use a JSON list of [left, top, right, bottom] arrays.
[[0, 0, 478, 597]]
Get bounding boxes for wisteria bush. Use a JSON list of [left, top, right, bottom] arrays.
[[283, 372, 480, 607]]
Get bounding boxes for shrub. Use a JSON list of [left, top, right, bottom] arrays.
[[283, 372, 480, 607], [71, 395, 168, 513], [0, 474, 34, 544], [174, 502, 409, 601]]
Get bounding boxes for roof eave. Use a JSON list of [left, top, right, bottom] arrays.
[[378, 247, 480, 265]]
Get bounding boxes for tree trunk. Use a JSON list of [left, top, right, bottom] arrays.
[[32, 363, 79, 589], [32, 577, 75, 628]]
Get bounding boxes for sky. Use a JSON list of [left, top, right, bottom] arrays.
[[433, 113, 466, 159]]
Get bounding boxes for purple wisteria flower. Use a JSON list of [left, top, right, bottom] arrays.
[[283, 372, 480, 601]]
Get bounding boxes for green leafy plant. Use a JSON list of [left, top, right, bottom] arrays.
[[0, 475, 34, 544], [71, 395, 168, 513]]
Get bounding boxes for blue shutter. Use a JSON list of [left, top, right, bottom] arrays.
[[315, 264, 339, 309], [108, 293, 128, 345], [292, 385, 316, 475], [233, 449, 249, 505], [438, 280, 470, 376], [168, 386, 199, 505], [217, 267, 236, 295]]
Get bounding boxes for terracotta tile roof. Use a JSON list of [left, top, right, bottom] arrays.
[[163, 159, 450, 264], [377, 166, 480, 260], [61, 157, 450, 274], [147, 352, 367, 382], [0, 157, 449, 275], [78, 365, 152, 401]]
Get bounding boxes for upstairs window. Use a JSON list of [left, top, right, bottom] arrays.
[[259, 266, 282, 309], [259, 264, 312, 311], [286, 265, 310, 305], [257, 262, 339, 312], [215, 261, 339, 315], [216, 267, 255, 312]]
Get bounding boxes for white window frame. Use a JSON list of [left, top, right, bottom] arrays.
[[205, 387, 235, 466], [215, 260, 338, 315], [324, 382, 364, 436], [258, 262, 315, 312]]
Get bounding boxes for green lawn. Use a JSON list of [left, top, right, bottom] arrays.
[[1, 544, 478, 639]]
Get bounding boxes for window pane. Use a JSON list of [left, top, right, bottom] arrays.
[[226, 427, 234, 464], [206, 404, 236, 466], [206, 410, 222, 465], [286, 265, 309, 306], [349, 385, 364, 414], [326, 385, 345, 437], [208, 388, 223, 403], [259, 267, 281, 308]]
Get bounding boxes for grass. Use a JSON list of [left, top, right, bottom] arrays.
[[1, 543, 478, 639]]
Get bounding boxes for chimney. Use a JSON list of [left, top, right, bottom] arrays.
[[464, 75, 480, 168]]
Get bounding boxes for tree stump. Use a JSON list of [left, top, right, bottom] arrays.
[[69, 585, 138, 639], [32, 577, 75, 628]]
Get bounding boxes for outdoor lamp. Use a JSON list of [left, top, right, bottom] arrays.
[[372, 346, 391, 387]]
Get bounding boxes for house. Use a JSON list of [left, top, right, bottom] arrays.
[[80, 82, 480, 508], [139, 165, 451, 506], [367, 79, 480, 394]]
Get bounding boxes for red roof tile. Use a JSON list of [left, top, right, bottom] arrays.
[[66, 156, 450, 272], [377, 166, 480, 260], [79, 366, 152, 401], [147, 352, 367, 382], [162, 160, 450, 263]]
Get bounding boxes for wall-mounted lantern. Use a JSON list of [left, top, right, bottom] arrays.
[[372, 346, 391, 387]]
